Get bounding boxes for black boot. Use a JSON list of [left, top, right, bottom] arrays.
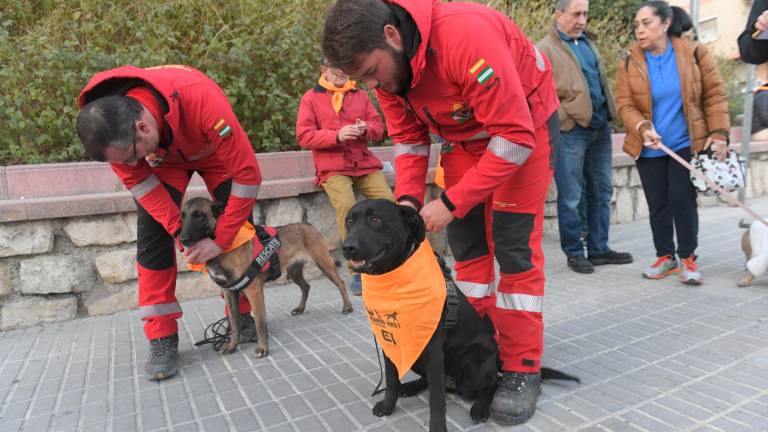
[[588, 249, 633, 265], [239, 314, 259, 343], [490, 371, 541, 425], [567, 255, 594, 274], [145, 333, 179, 381]]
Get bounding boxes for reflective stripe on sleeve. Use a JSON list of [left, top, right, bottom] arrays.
[[394, 143, 430, 158], [129, 174, 162, 200], [231, 182, 260, 199], [487, 136, 532, 164]]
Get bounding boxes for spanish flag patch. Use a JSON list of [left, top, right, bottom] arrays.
[[469, 58, 495, 84], [213, 118, 232, 138]]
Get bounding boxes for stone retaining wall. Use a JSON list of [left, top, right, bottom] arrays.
[[1, 137, 767, 330], [0, 183, 449, 330]]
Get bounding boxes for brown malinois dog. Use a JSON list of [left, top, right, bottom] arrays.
[[179, 197, 353, 357]]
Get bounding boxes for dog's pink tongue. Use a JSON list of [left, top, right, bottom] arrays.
[[351, 259, 366, 267]]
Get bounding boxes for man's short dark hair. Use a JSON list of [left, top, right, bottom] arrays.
[[322, 0, 398, 73], [76, 96, 142, 162]]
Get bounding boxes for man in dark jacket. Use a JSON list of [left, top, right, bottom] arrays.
[[296, 59, 394, 294], [323, 0, 559, 424], [739, 0, 768, 64], [77, 65, 264, 381]]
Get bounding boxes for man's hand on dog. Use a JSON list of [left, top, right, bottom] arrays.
[[419, 199, 455, 232], [182, 237, 223, 264]]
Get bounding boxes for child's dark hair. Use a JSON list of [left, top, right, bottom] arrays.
[[639, 1, 693, 37]]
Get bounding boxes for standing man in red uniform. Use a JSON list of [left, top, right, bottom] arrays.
[[323, 0, 559, 424], [76, 65, 263, 381]]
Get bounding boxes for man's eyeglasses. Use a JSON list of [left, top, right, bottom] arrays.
[[121, 132, 139, 164]]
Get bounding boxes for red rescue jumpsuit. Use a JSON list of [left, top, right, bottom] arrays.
[[78, 65, 262, 340], [377, 1, 560, 373]]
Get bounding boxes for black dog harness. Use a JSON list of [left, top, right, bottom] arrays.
[[215, 225, 282, 292], [436, 253, 459, 329]]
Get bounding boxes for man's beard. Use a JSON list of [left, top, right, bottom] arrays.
[[386, 45, 412, 96]]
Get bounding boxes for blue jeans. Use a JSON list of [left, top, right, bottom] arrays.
[[554, 124, 613, 257]]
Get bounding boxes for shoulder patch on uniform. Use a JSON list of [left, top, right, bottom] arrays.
[[213, 118, 232, 138], [469, 59, 495, 84], [450, 102, 474, 124]]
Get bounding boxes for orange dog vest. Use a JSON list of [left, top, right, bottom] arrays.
[[362, 241, 446, 379], [187, 222, 256, 273]]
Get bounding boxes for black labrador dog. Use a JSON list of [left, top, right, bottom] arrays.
[[343, 199, 578, 431], [342, 199, 497, 430]]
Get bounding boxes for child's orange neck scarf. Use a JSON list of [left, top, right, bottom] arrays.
[[317, 75, 356, 114]]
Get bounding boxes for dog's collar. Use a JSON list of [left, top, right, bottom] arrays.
[[217, 231, 282, 292]]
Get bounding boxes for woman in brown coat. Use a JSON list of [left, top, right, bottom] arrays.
[[615, 1, 730, 285]]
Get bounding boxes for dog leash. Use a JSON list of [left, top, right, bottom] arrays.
[[370, 333, 386, 397], [194, 317, 232, 350], [656, 142, 768, 228]]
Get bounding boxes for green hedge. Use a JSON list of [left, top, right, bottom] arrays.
[[0, 0, 693, 165], [0, 0, 332, 164]]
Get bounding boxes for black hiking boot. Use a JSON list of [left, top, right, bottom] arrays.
[[490, 371, 542, 425], [239, 313, 258, 343], [145, 333, 179, 381]]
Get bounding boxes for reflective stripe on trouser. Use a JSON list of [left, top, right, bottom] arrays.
[[137, 158, 254, 340], [443, 123, 552, 373]]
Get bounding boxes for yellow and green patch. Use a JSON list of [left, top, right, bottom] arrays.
[[469, 58, 495, 84], [213, 118, 231, 138]]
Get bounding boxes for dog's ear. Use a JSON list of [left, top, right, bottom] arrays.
[[399, 204, 426, 245], [212, 201, 226, 219]]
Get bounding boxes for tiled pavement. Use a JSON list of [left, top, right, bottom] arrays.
[[1, 199, 768, 432]]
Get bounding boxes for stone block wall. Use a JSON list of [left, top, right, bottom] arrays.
[[0, 186, 450, 331]]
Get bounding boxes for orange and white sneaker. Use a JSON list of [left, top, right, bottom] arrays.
[[679, 255, 702, 285], [643, 255, 680, 279]]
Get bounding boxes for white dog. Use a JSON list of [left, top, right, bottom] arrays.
[[739, 219, 768, 287]]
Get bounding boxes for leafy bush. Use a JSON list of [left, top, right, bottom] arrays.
[[0, 0, 332, 164]]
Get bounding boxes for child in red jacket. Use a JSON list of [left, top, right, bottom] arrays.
[[295, 59, 394, 294]]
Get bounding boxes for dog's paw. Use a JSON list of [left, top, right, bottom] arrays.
[[372, 400, 395, 417], [738, 274, 754, 287], [221, 342, 238, 355], [470, 400, 491, 423], [291, 307, 305, 316], [342, 306, 353, 314], [254, 346, 269, 358]]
